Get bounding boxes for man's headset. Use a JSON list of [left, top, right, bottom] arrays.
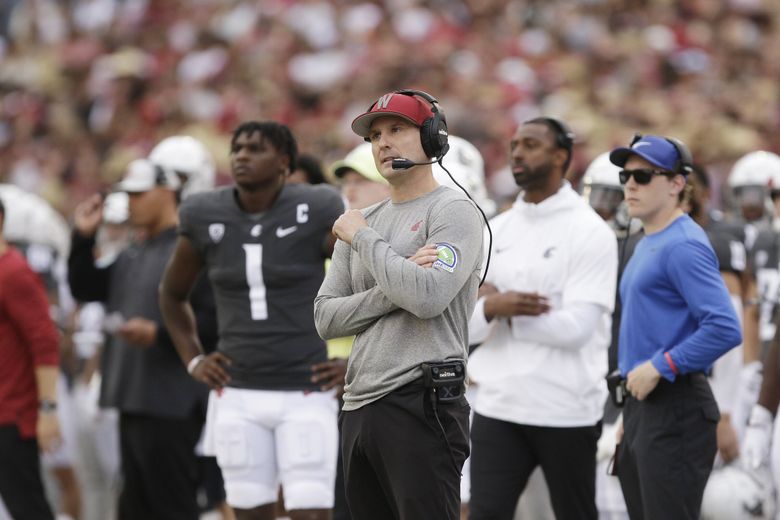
[[629, 133, 693, 175], [366, 89, 493, 286], [365, 89, 450, 161]]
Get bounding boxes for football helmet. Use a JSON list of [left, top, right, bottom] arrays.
[[582, 152, 627, 226], [700, 465, 776, 520], [433, 136, 497, 218], [0, 184, 70, 258], [728, 151, 780, 222], [149, 135, 216, 199]]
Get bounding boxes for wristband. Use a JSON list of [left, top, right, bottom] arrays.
[[39, 399, 58, 413], [187, 354, 205, 375], [664, 352, 679, 375]]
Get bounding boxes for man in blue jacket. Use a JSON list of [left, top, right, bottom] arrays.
[[610, 135, 742, 520]]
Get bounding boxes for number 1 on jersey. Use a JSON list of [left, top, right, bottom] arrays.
[[243, 244, 267, 320]]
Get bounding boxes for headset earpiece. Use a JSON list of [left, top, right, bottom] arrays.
[[665, 137, 693, 175], [394, 89, 450, 160]]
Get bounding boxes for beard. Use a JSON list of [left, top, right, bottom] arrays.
[[513, 162, 553, 188]]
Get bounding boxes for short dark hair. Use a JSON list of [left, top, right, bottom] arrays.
[[295, 154, 326, 185], [231, 121, 299, 172], [524, 117, 575, 172], [0, 197, 4, 220]]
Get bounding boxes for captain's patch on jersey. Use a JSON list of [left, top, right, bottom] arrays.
[[433, 243, 458, 273]]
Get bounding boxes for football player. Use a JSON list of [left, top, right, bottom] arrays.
[[160, 121, 344, 520]]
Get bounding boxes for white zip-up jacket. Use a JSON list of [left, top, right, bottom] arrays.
[[468, 181, 617, 427]]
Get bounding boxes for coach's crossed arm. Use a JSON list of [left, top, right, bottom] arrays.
[[314, 240, 399, 340]]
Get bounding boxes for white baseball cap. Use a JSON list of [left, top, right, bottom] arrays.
[[116, 158, 181, 193]]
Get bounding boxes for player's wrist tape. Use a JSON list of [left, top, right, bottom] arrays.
[[748, 404, 773, 427], [187, 354, 205, 375]]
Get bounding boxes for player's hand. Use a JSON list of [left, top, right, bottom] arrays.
[[742, 404, 773, 470], [716, 414, 740, 463], [333, 210, 368, 245], [73, 193, 105, 237], [117, 318, 157, 347], [36, 411, 62, 453], [311, 358, 348, 398], [191, 352, 232, 390], [483, 291, 550, 319], [409, 244, 438, 268], [626, 361, 661, 401]]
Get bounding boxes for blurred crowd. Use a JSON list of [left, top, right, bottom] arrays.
[[1, 0, 780, 215]]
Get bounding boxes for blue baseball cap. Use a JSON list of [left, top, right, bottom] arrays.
[[609, 135, 686, 173]]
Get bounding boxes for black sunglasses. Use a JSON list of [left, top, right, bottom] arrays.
[[618, 168, 675, 185]]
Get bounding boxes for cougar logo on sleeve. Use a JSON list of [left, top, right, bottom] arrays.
[[209, 223, 225, 243], [433, 243, 458, 273]]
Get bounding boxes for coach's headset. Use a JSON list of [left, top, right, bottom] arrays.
[[363, 89, 450, 161], [364, 89, 492, 286]]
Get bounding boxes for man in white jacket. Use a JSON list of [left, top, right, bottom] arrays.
[[468, 118, 617, 520]]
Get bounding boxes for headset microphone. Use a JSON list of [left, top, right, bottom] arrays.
[[391, 158, 439, 170]]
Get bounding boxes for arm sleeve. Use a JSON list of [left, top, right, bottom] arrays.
[[6, 267, 59, 366], [468, 297, 493, 344], [314, 239, 399, 339], [67, 231, 111, 302], [510, 302, 606, 349], [351, 199, 484, 319], [651, 240, 743, 380]]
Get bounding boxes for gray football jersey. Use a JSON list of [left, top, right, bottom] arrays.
[[179, 184, 344, 390], [749, 224, 780, 345], [703, 218, 746, 275]]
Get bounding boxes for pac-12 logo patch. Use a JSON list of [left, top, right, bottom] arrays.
[[433, 243, 457, 273], [209, 223, 225, 243]]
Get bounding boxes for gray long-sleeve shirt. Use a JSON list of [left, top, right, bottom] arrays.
[[315, 186, 483, 410]]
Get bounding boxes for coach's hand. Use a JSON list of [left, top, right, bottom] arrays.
[[73, 193, 104, 237], [36, 411, 62, 453], [409, 244, 438, 268], [333, 210, 368, 245], [117, 317, 157, 347], [626, 361, 661, 401], [311, 358, 348, 398], [716, 414, 740, 463], [483, 291, 550, 320], [191, 352, 232, 390]]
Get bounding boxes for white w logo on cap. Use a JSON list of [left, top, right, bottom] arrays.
[[375, 94, 394, 110]]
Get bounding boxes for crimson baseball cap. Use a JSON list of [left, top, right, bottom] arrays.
[[609, 135, 686, 173], [351, 92, 434, 138]]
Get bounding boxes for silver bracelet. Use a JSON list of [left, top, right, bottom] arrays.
[[187, 354, 205, 375]]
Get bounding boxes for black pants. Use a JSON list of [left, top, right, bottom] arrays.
[[469, 414, 601, 520], [0, 424, 54, 520], [617, 373, 719, 520], [340, 380, 469, 520], [118, 411, 203, 520]]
